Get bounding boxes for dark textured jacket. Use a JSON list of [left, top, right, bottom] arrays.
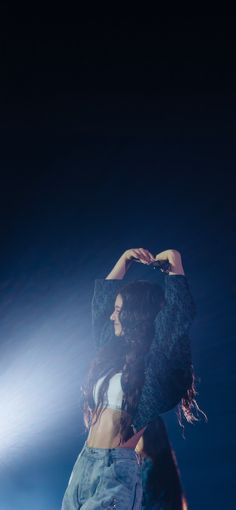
[[91, 274, 196, 432]]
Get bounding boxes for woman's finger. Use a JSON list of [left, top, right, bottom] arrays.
[[139, 248, 155, 263], [131, 249, 147, 263], [128, 249, 146, 263], [136, 248, 154, 264]]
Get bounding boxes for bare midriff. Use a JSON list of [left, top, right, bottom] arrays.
[[86, 407, 147, 450]]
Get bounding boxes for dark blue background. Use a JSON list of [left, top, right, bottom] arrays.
[[0, 10, 235, 509]]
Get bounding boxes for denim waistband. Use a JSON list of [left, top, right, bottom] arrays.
[[82, 441, 143, 464]]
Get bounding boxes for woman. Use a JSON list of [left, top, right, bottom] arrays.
[[61, 248, 197, 509]]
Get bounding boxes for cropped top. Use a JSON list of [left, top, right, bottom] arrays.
[[93, 371, 123, 411]]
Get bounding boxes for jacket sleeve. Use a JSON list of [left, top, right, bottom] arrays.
[[132, 274, 196, 431], [91, 279, 125, 351]]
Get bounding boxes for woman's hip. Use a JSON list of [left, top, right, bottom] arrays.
[[61, 441, 143, 509]]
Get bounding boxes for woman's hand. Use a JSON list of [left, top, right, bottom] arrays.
[[105, 248, 155, 279], [124, 248, 156, 265], [154, 249, 185, 275]]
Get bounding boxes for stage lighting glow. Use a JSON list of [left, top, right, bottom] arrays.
[[0, 292, 88, 466]]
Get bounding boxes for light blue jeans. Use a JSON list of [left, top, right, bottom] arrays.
[[61, 441, 143, 509]]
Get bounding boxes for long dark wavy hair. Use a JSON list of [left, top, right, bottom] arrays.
[[81, 280, 201, 444], [141, 417, 188, 510]]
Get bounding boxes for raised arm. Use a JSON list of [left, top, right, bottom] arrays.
[[91, 251, 131, 350], [132, 250, 196, 431]]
